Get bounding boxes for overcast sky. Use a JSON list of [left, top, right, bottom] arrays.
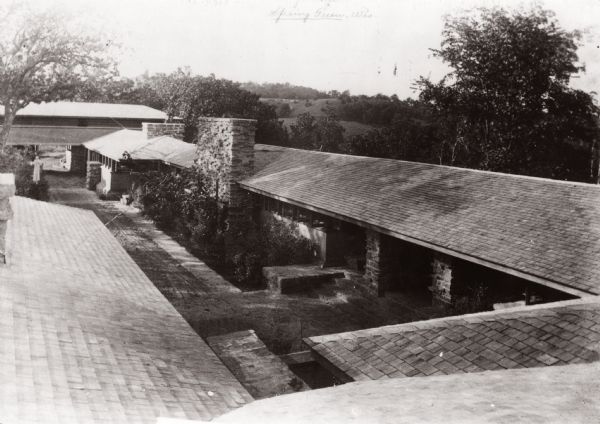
[[45, 0, 600, 98]]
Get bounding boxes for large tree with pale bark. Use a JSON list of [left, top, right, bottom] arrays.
[[0, 2, 116, 151]]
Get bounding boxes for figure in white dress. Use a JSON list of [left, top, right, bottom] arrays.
[[32, 155, 43, 183]]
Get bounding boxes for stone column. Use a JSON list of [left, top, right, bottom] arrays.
[[0, 173, 15, 264], [363, 230, 394, 297], [430, 253, 455, 306], [86, 161, 102, 190], [195, 117, 257, 253]]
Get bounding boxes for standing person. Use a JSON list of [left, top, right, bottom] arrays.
[[32, 155, 43, 183]]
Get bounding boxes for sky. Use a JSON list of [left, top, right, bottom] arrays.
[[37, 0, 600, 98]]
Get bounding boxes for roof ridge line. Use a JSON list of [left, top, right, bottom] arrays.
[[253, 144, 600, 188]]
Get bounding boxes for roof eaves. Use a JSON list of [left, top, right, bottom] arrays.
[[239, 182, 595, 298]]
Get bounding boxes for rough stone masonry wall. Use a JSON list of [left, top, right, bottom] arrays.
[[195, 117, 256, 204], [364, 230, 394, 297], [68, 145, 87, 175], [195, 117, 257, 253], [142, 122, 185, 140], [0, 173, 15, 264], [431, 253, 454, 305], [86, 161, 102, 191]]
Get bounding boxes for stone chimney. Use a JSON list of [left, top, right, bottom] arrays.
[[195, 117, 257, 204], [142, 122, 185, 140], [0, 173, 15, 264]]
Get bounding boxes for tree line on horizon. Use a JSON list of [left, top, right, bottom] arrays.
[[0, 3, 598, 183]]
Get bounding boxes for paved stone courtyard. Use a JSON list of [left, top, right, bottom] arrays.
[[46, 169, 447, 356]]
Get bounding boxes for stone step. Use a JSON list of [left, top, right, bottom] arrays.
[[207, 330, 308, 399], [262, 265, 346, 294]]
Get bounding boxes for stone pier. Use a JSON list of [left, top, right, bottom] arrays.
[[364, 230, 395, 297], [86, 161, 102, 190], [430, 253, 456, 306]]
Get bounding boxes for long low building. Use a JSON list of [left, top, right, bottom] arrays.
[[83, 124, 195, 193], [158, 117, 598, 311], [2, 101, 173, 174], [241, 143, 600, 305], [78, 118, 600, 310]]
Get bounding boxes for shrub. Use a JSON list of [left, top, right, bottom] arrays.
[[0, 146, 49, 201], [229, 215, 314, 287], [137, 168, 314, 288], [136, 168, 227, 259]]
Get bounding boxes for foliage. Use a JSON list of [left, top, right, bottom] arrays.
[[417, 6, 600, 181], [240, 81, 329, 100], [343, 100, 440, 161], [453, 284, 490, 314], [289, 112, 345, 152], [147, 69, 284, 145], [137, 168, 313, 287], [276, 102, 292, 118], [337, 93, 404, 126], [228, 215, 315, 287], [0, 147, 48, 200], [138, 168, 225, 247], [0, 2, 117, 151], [73, 74, 166, 111]]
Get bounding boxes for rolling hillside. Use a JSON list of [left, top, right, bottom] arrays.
[[261, 98, 376, 137]]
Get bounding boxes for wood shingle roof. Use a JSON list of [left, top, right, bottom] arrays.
[[244, 146, 600, 295]]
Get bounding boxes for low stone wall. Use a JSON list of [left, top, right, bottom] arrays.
[[86, 161, 101, 190], [207, 330, 308, 399]]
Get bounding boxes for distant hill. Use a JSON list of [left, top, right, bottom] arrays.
[[261, 98, 375, 137], [241, 82, 329, 100], [279, 117, 374, 138], [261, 98, 340, 117]]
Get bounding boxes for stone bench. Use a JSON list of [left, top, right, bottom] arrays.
[[263, 265, 346, 294]]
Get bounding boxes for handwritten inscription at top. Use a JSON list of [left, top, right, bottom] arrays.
[[270, 4, 373, 23]]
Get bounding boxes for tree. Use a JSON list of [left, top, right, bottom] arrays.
[[0, 3, 116, 151], [155, 69, 282, 143], [289, 112, 345, 152], [417, 6, 599, 181]]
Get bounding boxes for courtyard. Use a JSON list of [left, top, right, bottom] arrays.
[[44, 167, 448, 359]]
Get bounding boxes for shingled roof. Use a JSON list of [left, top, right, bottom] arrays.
[[305, 298, 600, 383], [6, 126, 120, 146], [0, 197, 251, 423], [83, 129, 196, 168], [243, 146, 600, 296], [6, 101, 168, 120]]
